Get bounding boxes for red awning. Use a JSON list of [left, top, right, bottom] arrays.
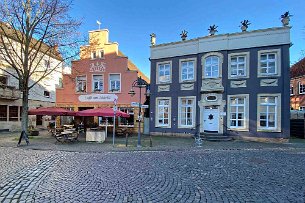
[[75, 107, 130, 118], [28, 107, 76, 116]]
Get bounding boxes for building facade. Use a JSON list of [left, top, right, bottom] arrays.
[[56, 29, 149, 132], [149, 27, 291, 141], [290, 57, 305, 110], [0, 47, 63, 131]]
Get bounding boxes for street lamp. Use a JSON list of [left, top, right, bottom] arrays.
[[128, 76, 149, 147]]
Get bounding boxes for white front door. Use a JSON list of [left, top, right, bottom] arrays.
[[203, 106, 219, 132]]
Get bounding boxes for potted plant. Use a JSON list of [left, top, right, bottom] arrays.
[[281, 11, 292, 26], [208, 25, 218, 36], [180, 30, 188, 41], [240, 20, 251, 32]]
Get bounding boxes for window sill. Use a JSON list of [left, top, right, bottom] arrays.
[[258, 74, 280, 78], [155, 125, 171, 128], [227, 128, 249, 132], [178, 125, 195, 129], [180, 80, 195, 84], [257, 128, 281, 133]]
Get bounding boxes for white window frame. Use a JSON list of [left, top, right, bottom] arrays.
[[290, 85, 294, 95], [156, 61, 172, 84], [258, 49, 281, 77], [92, 74, 104, 92], [91, 51, 97, 59], [227, 94, 249, 131], [298, 82, 305, 94], [155, 97, 171, 128], [228, 52, 250, 79], [257, 93, 281, 132], [108, 73, 121, 93], [202, 52, 223, 79], [179, 58, 196, 83], [75, 75, 87, 93], [178, 96, 196, 128]]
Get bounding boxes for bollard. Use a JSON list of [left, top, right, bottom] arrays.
[[125, 133, 128, 147], [149, 135, 153, 147]]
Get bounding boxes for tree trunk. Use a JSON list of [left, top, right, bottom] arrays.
[[18, 88, 29, 145]]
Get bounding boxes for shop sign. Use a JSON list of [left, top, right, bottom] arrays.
[[79, 94, 118, 102], [89, 62, 106, 72]]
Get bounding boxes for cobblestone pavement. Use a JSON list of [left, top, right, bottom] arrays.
[[0, 142, 305, 202]]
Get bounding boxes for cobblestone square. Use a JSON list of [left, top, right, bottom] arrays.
[[0, 133, 305, 202]]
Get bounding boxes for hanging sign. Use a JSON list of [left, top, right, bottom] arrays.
[[79, 94, 118, 102]]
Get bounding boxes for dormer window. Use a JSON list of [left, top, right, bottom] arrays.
[[100, 50, 104, 58], [91, 51, 97, 59]]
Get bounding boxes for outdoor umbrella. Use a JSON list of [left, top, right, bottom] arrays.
[[28, 107, 76, 129], [75, 107, 129, 117], [28, 107, 76, 116], [75, 107, 130, 137]]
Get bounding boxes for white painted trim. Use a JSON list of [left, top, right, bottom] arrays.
[[155, 97, 171, 128], [91, 74, 104, 93], [228, 52, 250, 79], [75, 75, 87, 93], [179, 58, 197, 83], [257, 93, 281, 132], [298, 82, 305, 95], [227, 94, 249, 131], [201, 52, 223, 79], [156, 61, 172, 84], [257, 49, 281, 77], [151, 27, 290, 59], [108, 73, 121, 93], [177, 96, 196, 128]]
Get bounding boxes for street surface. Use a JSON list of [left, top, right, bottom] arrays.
[[0, 140, 305, 202]]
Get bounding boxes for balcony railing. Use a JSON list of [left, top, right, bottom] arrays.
[[0, 84, 20, 100]]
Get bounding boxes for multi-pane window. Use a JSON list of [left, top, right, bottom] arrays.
[[92, 75, 103, 92], [230, 56, 246, 77], [0, 105, 7, 121], [259, 53, 276, 75], [258, 96, 277, 129], [119, 108, 134, 126], [158, 63, 171, 83], [179, 98, 195, 127], [229, 97, 245, 128], [109, 74, 120, 92], [205, 56, 219, 78], [299, 106, 305, 111], [9, 106, 18, 121], [157, 99, 170, 127], [181, 61, 194, 81], [44, 60, 50, 68], [76, 76, 86, 92], [299, 82, 305, 94]]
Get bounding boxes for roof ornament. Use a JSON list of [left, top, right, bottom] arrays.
[[96, 20, 101, 30], [150, 33, 156, 46], [240, 20, 250, 32], [208, 25, 218, 36], [180, 30, 188, 41], [281, 11, 292, 26]]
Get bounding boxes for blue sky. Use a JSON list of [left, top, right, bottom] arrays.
[[71, 0, 304, 78]]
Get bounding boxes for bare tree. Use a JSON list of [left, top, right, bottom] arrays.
[[0, 0, 82, 145]]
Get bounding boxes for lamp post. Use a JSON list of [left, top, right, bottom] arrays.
[[128, 76, 149, 147], [113, 98, 117, 147]]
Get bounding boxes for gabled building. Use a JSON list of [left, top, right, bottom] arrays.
[[290, 57, 305, 110], [149, 26, 291, 141], [56, 29, 149, 132]]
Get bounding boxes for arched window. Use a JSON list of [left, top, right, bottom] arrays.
[[204, 56, 219, 78]]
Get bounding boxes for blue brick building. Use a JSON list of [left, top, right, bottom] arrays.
[[149, 26, 291, 141]]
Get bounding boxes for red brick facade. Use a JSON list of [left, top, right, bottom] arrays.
[[56, 29, 149, 131], [290, 57, 305, 110]]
